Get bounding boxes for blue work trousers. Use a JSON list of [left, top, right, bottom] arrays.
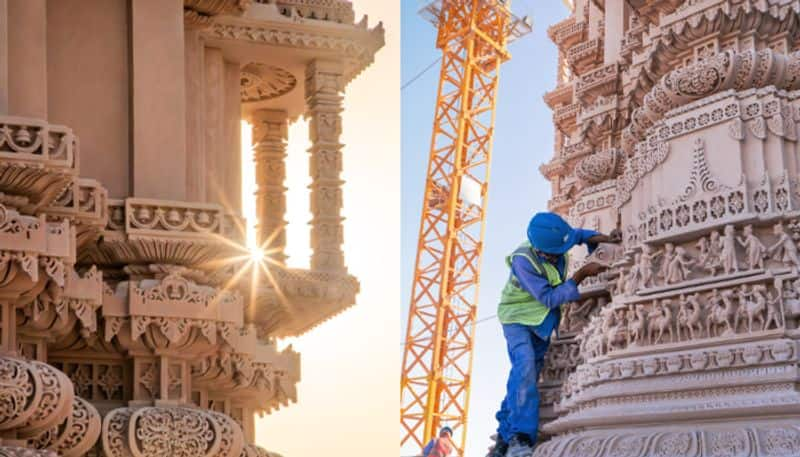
[[495, 323, 550, 444]]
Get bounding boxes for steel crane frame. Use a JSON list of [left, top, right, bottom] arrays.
[[400, 0, 531, 454]]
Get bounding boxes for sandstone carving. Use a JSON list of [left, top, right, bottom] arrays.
[[0, 0, 383, 455], [536, 2, 800, 454]]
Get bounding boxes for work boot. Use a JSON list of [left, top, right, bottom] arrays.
[[506, 434, 534, 457], [486, 436, 508, 457]]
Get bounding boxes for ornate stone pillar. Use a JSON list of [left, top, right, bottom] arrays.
[[305, 60, 345, 272], [251, 109, 288, 265]]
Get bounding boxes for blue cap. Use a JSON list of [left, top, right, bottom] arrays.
[[527, 212, 579, 255], [440, 426, 453, 436]]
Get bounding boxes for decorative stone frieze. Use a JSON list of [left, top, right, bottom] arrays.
[[538, 1, 800, 455], [268, 0, 356, 24], [80, 198, 237, 270]]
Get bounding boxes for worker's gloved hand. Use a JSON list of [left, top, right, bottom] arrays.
[[588, 228, 623, 244], [572, 261, 609, 285]]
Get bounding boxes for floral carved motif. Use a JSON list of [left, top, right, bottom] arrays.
[[102, 407, 244, 457]]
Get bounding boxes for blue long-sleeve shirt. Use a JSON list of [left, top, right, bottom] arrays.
[[510, 229, 599, 339]]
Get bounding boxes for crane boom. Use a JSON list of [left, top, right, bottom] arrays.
[[401, 1, 531, 454]]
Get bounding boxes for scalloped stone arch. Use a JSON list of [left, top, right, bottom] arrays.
[[622, 48, 800, 153]]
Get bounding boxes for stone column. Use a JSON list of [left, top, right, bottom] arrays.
[[603, 0, 625, 64], [224, 60, 242, 215], [185, 29, 206, 202], [251, 109, 288, 265], [130, 0, 187, 200], [7, 0, 47, 119], [204, 47, 224, 205], [305, 60, 345, 273]]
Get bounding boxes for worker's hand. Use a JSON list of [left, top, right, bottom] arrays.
[[572, 261, 609, 284], [588, 229, 623, 244]]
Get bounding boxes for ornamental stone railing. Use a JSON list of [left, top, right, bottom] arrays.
[[566, 38, 604, 73], [259, 0, 356, 24], [0, 117, 78, 215]]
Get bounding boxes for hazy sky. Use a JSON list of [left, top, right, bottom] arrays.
[[401, 2, 569, 456], [250, 1, 400, 455]]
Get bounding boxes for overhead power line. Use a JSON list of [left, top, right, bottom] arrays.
[[401, 56, 442, 91]]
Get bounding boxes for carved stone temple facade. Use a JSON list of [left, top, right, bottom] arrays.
[[0, 1, 382, 456], [535, 0, 800, 456]]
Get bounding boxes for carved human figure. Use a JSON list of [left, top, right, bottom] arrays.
[[765, 289, 783, 330], [657, 244, 674, 285], [563, 298, 595, 334], [626, 304, 647, 346], [737, 225, 766, 270], [696, 236, 711, 270], [782, 279, 800, 324], [707, 231, 723, 274], [639, 245, 660, 288], [768, 222, 800, 269], [677, 293, 703, 341], [665, 246, 695, 284], [648, 299, 674, 345], [720, 225, 740, 275], [734, 285, 767, 333], [624, 257, 642, 295], [579, 315, 604, 359], [706, 289, 736, 337]]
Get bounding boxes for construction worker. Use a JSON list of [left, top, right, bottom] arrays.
[[422, 426, 455, 457], [489, 212, 621, 457]]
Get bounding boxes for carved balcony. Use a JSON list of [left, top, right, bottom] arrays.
[[42, 178, 108, 250], [626, 0, 684, 24], [554, 102, 580, 133], [0, 116, 79, 215], [544, 82, 574, 110], [79, 198, 240, 272], [566, 38, 603, 74], [251, 267, 359, 338], [548, 17, 587, 50], [540, 159, 568, 181], [578, 95, 621, 142], [574, 63, 619, 104], [619, 26, 645, 61]]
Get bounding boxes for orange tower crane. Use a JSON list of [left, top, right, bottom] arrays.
[[400, 1, 531, 454]]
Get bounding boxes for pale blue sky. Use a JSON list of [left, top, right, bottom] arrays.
[[401, 2, 570, 456]]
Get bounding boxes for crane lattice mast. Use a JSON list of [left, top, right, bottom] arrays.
[[400, 0, 531, 454]]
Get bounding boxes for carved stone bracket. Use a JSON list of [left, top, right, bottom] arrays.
[[101, 406, 244, 457]]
